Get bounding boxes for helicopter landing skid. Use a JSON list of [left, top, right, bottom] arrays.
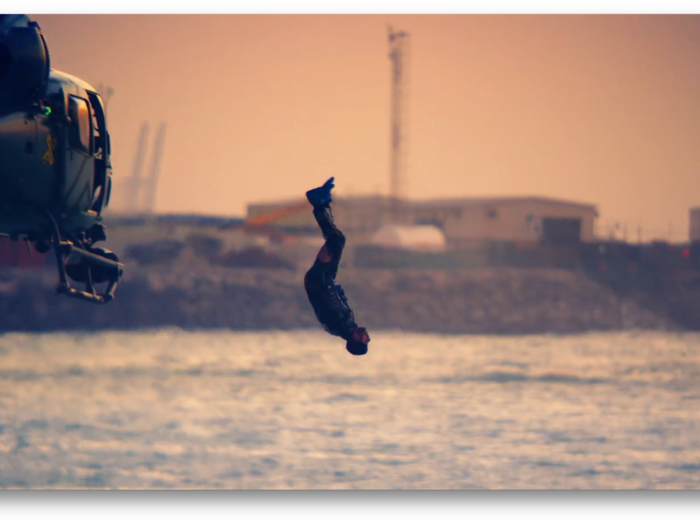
[[53, 241, 123, 304], [39, 209, 124, 305]]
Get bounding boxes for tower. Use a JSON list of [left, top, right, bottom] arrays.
[[144, 123, 166, 214], [122, 121, 166, 215], [388, 26, 410, 221], [129, 121, 150, 214]]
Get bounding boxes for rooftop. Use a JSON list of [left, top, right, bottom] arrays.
[[248, 194, 599, 212]]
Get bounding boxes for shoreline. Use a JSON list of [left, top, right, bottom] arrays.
[[0, 266, 687, 334], [0, 325, 687, 337]]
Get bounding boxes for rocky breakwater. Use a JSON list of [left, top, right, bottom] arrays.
[[0, 263, 674, 334]]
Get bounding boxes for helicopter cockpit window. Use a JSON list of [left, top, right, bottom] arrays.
[[68, 95, 92, 155]]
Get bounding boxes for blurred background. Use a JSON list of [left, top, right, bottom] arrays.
[[1, 15, 700, 490]]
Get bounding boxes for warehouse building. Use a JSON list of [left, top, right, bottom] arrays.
[[246, 195, 599, 247]]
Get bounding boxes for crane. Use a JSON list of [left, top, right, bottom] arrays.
[[219, 200, 312, 243], [244, 200, 309, 227]]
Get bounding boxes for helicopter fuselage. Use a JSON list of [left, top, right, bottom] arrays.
[[0, 14, 122, 304], [0, 69, 112, 242]]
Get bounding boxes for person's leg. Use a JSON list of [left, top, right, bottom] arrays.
[[309, 206, 344, 280]]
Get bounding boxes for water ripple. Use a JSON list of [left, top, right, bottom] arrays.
[[0, 329, 699, 489]]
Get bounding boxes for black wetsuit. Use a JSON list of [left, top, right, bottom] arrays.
[[304, 205, 358, 341]]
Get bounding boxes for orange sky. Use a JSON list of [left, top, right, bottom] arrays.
[[32, 14, 700, 241]]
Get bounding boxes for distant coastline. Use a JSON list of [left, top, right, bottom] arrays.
[[0, 265, 685, 334]]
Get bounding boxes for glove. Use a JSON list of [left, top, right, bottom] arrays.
[[306, 177, 335, 208]]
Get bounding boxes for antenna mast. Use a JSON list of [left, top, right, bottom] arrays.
[[388, 26, 410, 221]]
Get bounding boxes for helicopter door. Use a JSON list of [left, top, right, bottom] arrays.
[[61, 94, 95, 211], [85, 91, 110, 213]]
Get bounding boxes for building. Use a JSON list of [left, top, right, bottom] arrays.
[[406, 196, 598, 247], [0, 237, 48, 268], [371, 224, 447, 252], [246, 195, 599, 247], [246, 196, 395, 237]]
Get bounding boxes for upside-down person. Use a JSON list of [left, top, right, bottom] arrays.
[[303, 177, 371, 356]]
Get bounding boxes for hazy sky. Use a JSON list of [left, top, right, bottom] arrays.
[[32, 15, 700, 241]]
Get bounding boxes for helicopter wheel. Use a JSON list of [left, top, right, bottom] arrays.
[[65, 247, 120, 284], [34, 241, 51, 254]]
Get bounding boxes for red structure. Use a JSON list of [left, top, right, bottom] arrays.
[[0, 237, 47, 268]]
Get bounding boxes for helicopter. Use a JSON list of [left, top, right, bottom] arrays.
[[0, 14, 123, 304]]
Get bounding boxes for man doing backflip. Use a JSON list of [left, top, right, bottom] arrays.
[[304, 177, 371, 356]]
